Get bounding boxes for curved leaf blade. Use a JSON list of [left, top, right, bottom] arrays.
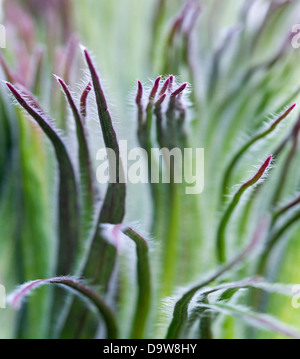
[[5, 82, 80, 275], [166, 219, 267, 339], [199, 302, 300, 339], [124, 227, 151, 339], [56, 76, 95, 239]]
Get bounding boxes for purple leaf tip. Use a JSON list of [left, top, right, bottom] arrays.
[[155, 93, 167, 107], [80, 81, 92, 118], [244, 155, 272, 188], [159, 77, 170, 96], [168, 75, 174, 92], [149, 76, 161, 101], [171, 83, 187, 98]]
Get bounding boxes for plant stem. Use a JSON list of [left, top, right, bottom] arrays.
[[124, 228, 151, 339]]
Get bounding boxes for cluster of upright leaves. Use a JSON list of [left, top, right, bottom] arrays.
[[4, 47, 153, 339], [3, 0, 300, 340]]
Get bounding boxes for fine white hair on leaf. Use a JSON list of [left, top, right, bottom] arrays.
[[154, 290, 185, 338], [3, 82, 73, 148], [7, 276, 82, 309], [226, 157, 273, 202], [79, 47, 122, 134], [101, 223, 132, 252]]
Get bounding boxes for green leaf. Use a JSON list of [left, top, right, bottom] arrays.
[[57, 49, 127, 339], [198, 302, 300, 339], [56, 76, 95, 240], [8, 277, 119, 339], [83, 48, 126, 224], [5, 82, 80, 275], [124, 227, 151, 339], [221, 103, 296, 202], [217, 155, 272, 263], [258, 209, 300, 276], [166, 219, 267, 339]]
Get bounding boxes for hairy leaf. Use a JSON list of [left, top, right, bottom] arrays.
[[8, 277, 118, 339], [6, 82, 80, 275]]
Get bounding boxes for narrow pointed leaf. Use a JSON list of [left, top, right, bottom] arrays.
[[159, 77, 170, 96], [273, 194, 300, 222], [8, 277, 119, 339], [149, 76, 161, 101], [83, 48, 125, 223], [166, 220, 267, 339], [222, 104, 296, 200], [198, 303, 300, 339], [6, 82, 80, 275], [80, 81, 92, 119], [171, 83, 187, 98], [258, 209, 300, 275], [56, 76, 95, 238], [217, 156, 272, 263], [124, 228, 151, 339], [59, 49, 127, 339]]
